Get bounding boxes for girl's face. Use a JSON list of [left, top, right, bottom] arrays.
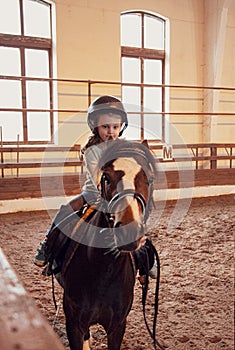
[[97, 113, 122, 141]]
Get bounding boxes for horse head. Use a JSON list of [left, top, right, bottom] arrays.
[[98, 139, 157, 250]]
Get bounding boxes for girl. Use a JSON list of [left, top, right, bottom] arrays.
[[34, 95, 157, 279]]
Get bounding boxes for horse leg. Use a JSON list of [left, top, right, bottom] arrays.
[[65, 314, 91, 350], [65, 317, 84, 350], [107, 321, 126, 350], [63, 296, 85, 350]]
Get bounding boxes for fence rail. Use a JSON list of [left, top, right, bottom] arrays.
[[149, 142, 235, 169], [0, 143, 234, 200], [1, 75, 235, 145], [0, 144, 82, 178]]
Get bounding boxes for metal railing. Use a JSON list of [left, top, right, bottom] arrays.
[[1, 74, 235, 145]]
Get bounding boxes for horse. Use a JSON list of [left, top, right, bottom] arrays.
[[47, 139, 159, 350]]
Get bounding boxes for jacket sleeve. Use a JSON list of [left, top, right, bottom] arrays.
[[83, 145, 101, 190]]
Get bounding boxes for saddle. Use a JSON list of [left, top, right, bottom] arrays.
[[42, 204, 95, 276]]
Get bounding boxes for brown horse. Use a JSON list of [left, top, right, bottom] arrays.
[[52, 140, 158, 350]]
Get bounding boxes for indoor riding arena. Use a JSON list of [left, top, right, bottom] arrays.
[[0, 1, 234, 350]]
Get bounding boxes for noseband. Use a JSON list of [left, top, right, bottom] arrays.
[[107, 189, 147, 223]]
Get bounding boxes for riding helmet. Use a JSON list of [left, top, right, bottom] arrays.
[[87, 95, 128, 136]]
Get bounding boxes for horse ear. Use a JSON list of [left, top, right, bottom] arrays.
[[141, 139, 149, 149]]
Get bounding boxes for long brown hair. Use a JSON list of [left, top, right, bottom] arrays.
[[81, 129, 102, 154]]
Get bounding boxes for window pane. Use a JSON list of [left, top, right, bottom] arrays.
[[122, 57, 140, 83], [25, 49, 49, 77], [124, 113, 141, 140], [0, 0, 21, 34], [144, 113, 162, 140], [0, 112, 23, 141], [144, 87, 162, 112], [27, 112, 50, 141], [0, 47, 21, 76], [144, 59, 162, 84], [26, 81, 50, 108], [144, 15, 164, 50], [122, 87, 141, 140], [24, 0, 51, 38], [0, 80, 22, 107], [121, 13, 141, 47], [122, 86, 141, 111]]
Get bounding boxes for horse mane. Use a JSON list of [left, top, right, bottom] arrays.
[[98, 139, 157, 176]]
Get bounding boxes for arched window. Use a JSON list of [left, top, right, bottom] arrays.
[[0, 0, 56, 145], [121, 11, 169, 142]]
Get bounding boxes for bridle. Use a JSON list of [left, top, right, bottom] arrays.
[[100, 169, 154, 227], [107, 189, 147, 222], [98, 174, 149, 255]]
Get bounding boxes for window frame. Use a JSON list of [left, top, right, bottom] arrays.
[[0, 0, 56, 145], [121, 11, 169, 142]]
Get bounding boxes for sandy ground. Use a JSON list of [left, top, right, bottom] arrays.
[[0, 194, 234, 350]]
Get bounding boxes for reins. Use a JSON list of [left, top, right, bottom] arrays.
[[141, 244, 165, 350], [103, 185, 164, 350], [51, 272, 58, 311], [101, 171, 164, 349]]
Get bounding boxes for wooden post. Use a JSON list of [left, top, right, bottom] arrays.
[[210, 146, 217, 169], [17, 134, 19, 177], [0, 248, 66, 350], [0, 126, 3, 178]]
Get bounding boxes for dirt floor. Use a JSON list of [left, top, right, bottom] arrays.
[[0, 194, 234, 350]]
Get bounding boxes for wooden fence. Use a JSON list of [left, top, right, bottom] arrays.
[[0, 144, 234, 348], [150, 142, 235, 189], [0, 143, 234, 201], [0, 248, 66, 350], [0, 144, 82, 178]]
